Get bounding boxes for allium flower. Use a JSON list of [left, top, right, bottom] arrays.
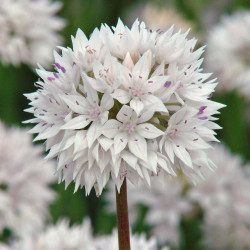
[[10, 219, 95, 250], [25, 19, 224, 195], [0, 243, 9, 250], [0, 0, 65, 67], [127, 3, 195, 37], [0, 122, 55, 238], [188, 144, 250, 249], [95, 229, 169, 250], [205, 11, 250, 97], [105, 176, 191, 245], [10, 218, 168, 250]]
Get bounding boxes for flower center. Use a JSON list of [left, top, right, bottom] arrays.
[[170, 129, 178, 139], [132, 88, 142, 97], [124, 123, 135, 133], [90, 108, 100, 118]]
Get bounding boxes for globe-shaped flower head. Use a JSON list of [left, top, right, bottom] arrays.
[[205, 11, 250, 98], [0, 122, 55, 238], [25, 19, 225, 196], [0, 0, 65, 67]]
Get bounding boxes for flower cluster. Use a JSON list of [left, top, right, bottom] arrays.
[[205, 11, 250, 98], [10, 219, 168, 250], [10, 220, 94, 250], [188, 144, 250, 249], [25, 19, 224, 195], [0, 122, 56, 238], [105, 176, 191, 245], [128, 3, 195, 37], [95, 229, 169, 250], [0, 0, 65, 67]]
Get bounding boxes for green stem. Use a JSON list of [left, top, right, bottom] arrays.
[[148, 121, 166, 131], [154, 114, 170, 120], [116, 179, 131, 250], [164, 102, 182, 106]]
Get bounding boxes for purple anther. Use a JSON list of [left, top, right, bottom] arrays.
[[47, 77, 55, 81], [61, 67, 66, 73], [198, 106, 207, 115], [55, 63, 61, 69], [199, 116, 208, 120], [53, 72, 59, 78], [164, 81, 171, 88]]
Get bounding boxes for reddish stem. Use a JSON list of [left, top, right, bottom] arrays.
[[116, 178, 131, 250]]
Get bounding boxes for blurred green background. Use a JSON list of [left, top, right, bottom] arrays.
[[0, 0, 249, 249]]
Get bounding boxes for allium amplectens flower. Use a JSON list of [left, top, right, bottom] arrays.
[[95, 229, 169, 250], [188, 144, 250, 249], [0, 122, 55, 238], [10, 219, 94, 250], [205, 11, 250, 97], [0, 0, 65, 67], [128, 3, 195, 37], [10, 219, 168, 250], [25, 19, 224, 195]]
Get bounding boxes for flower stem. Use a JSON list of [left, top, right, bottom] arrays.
[[164, 102, 182, 106], [148, 121, 166, 131], [116, 178, 131, 250]]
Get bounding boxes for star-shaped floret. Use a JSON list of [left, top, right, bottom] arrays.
[[102, 105, 164, 161], [60, 82, 114, 147], [111, 51, 168, 115]]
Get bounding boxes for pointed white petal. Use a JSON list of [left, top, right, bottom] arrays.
[[148, 151, 158, 173], [98, 136, 113, 151], [111, 89, 131, 104], [136, 110, 154, 123], [173, 145, 193, 168], [136, 123, 164, 139], [61, 115, 91, 130], [60, 94, 89, 114], [116, 105, 133, 123], [132, 52, 150, 82], [130, 98, 144, 115], [102, 119, 121, 138], [74, 130, 88, 153], [83, 80, 99, 106], [100, 93, 114, 110], [87, 122, 102, 147], [114, 132, 128, 154], [121, 151, 138, 169], [128, 134, 147, 161]]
